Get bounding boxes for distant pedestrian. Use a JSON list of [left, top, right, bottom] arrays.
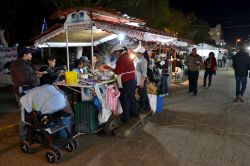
[[232, 45, 250, 102], [222, 55, 226, 68], [217, 51, 223, 68], [202, 52, 217, 88], [184, 48, 203, 95]]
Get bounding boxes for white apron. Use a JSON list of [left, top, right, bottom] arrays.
[[117, 71, 135, 88]]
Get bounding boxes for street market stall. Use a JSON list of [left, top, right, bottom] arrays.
[[32, 7, 189, 135]]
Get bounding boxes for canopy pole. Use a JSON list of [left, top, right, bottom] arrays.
[[66, 25, 70, 71], [91, 21, 94, 72]]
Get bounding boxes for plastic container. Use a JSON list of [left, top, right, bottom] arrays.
[[65, 71, 78, 85], [74, 101, 99, 133]]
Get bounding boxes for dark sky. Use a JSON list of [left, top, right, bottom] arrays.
[[169, 0, 250, 44]]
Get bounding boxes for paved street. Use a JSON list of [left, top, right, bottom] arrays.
[[144, 68, 250, 166], [1, 68, 250, 166]]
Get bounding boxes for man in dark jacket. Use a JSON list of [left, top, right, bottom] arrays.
[[232, 45, 250, 102], [10, 46, 42, 141], [11, 46, 42, 94]]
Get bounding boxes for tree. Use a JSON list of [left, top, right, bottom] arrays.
[[0, 0, 56, 46], [187, 13, 211, 43]]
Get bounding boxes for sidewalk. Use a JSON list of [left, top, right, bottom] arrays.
[[0, 86, 19, 136], [143, 68, 250, 166]]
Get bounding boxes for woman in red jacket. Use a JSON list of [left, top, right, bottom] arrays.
[[202, 52, 217, 88]]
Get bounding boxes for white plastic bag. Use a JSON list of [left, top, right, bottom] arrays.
[[147, 94, 157, 113]]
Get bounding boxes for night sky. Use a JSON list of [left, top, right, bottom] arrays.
[[170, 0, 250, 45]]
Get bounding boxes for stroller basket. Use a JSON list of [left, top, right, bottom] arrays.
[[44, 122, 66, 134]]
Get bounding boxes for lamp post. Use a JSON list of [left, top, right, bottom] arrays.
[[236, 38, 241, 50]]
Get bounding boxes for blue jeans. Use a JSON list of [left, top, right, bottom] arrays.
[[203, 69, 214, 87], [161, 74, 169, 94], [119, 79, 138, 122], [235, 76, 247, 96], [138, 80, 150, 110]]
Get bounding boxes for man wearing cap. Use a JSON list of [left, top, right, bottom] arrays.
[[11, 46, 42, 141], [11, 46, 43, 93], [103, 44, 138, 122], [134, 46, 150, 111]]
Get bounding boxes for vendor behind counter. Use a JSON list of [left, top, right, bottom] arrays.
[[39, 55, 65, 85]]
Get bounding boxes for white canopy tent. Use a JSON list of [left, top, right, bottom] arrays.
[[189, 43, 219, 60], [33, 8, 188, 71]]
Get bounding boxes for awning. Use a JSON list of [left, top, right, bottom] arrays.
[[34, 20, 177, 47]]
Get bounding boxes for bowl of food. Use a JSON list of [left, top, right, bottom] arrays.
[[96, 71, 114, 81]]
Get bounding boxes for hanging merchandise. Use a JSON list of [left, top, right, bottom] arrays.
[[94, 84, 112, 124], [93, 95, 102, 110], [105, 85, 121, 115]]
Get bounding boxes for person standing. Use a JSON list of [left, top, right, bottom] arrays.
[[11, 46, 42, 94], [232, 45, 250, 102], [184, 48, 203, 96], [158, 53, 169, 96], [202, 52, 217, 88], [10, 46, 43, 141], [217, 51, 223, 68], [103, 45, 138, 122], [134, 46, 150, 111]]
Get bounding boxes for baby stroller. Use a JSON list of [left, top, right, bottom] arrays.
[[19, 85, 77, 163]]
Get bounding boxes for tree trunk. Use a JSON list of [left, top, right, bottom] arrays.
[[0, 29, 8, 48]]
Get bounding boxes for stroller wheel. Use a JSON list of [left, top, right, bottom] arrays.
[[20, 140, 31, 154], [71, 139, 78, 149], [52, 147, 62, 161], [64, 141, 75, 152], [45, 150, 58, 163]]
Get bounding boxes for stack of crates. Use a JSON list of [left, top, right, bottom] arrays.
[[74, 101, 99, 133]]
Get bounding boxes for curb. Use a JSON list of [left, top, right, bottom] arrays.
[[114, 111, 152, 138], [0, 123, 19, 137], [0, 111, 152, 138]]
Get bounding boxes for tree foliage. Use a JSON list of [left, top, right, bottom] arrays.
[[0, 0, 212, 46]]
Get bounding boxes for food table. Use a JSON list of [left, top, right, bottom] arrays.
[[54, 76, 119, 136]]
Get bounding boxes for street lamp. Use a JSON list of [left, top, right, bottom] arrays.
[[236, 38, 241, 49]]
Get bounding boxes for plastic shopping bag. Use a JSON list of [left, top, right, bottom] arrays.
[[147, 94, 162, 113]]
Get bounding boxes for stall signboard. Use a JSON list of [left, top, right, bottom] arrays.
[[64, 10, 91, 30], [0, 47, 17, 71]]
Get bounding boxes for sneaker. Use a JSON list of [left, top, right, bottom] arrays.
[[237, 96, 244, 103], [165, 93, 169, 96], [233, 98, 239, 102]]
